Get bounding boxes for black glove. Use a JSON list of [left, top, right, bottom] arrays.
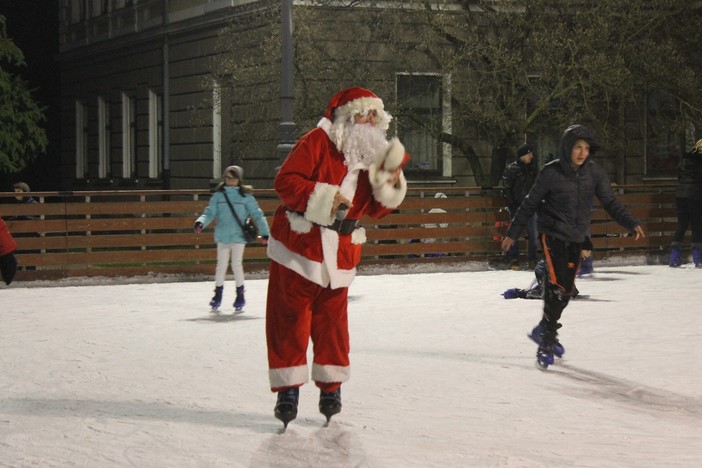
[[194, 222, 203, 234], [0, 252, 18, 285]]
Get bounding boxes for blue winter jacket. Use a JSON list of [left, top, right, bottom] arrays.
[[196, 186, 270, 244]]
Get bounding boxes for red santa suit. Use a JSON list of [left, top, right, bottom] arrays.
[[266, 87, 408, 391], [0, 217, 18, 285]]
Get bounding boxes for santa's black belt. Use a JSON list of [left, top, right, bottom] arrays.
[[327, 218, 359, 235]]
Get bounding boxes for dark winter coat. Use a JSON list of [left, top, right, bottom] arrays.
[[502, 158, 538, 212], [506, 125, 640, 244], [675, 148, 702, 200]]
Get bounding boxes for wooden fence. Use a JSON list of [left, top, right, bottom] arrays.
[[0, 185, 677, 282]]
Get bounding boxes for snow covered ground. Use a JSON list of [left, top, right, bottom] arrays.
[[1, 264, 700, 467]]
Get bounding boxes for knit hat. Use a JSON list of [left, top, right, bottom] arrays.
[[517, 144, 534, 158], [223, 165, 243, 181], [13, 182, 30, 192], [323, 87, 391, 130]]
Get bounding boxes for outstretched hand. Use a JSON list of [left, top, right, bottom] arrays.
[[501, 237, 515, 252], [632, 225, 645, 240]]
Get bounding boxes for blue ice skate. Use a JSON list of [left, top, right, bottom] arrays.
[[233, 285, 245, 311], [536, 345, 554, 370], [669, 245, 682, 267], [578, 257, 594, 277], [209, 285, 223, 309], [528, 323, 565, 358]]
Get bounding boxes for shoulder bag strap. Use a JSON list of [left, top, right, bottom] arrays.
[[222, 191, 246, 230]]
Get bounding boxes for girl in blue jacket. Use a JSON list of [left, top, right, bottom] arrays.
[[195, 166, 270, 311]]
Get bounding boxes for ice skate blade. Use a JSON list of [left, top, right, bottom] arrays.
[[319, 405, 341, 423], [274, 408, 297, 428], [535, 360, 550, 371]]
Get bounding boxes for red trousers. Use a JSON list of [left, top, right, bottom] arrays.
[[266, 261, 350, 392]]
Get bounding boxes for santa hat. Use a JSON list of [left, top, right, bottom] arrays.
[[320, 87, 391, 129]]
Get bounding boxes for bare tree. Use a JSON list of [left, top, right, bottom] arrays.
[[210, 0, 702, 185]]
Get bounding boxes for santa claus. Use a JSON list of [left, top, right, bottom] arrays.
[[266, 87, 409, 427], [0, 217, 18, 286]]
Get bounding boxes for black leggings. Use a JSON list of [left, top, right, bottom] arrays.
[[673, 197, 702, 245]]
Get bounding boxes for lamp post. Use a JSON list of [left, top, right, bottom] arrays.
[[277, 0, 296, 162]]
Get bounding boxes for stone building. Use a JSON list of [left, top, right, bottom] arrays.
[[57, 0, 695, 191]]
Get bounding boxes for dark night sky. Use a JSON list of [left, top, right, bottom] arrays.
[[1, 0, 61, 191]]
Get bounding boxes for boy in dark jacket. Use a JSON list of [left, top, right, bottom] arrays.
[[501, 124, 645, 369], [502, 144, 539, 270], [669, 139, 702, 267]]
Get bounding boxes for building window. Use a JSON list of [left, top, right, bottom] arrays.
[[75, 100, 88, 178], [121, 93, 136, 178], [91, 0, 107, 17], [645, 90, 684, 177], [148, 89, 163, 179], [98, 96, 110, 178], [396, 74, 444, 173], [69, 0, 87, 23], [212, 81, 222, 179]]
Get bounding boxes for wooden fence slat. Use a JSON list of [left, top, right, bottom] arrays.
[[1, 185, 679, 280]]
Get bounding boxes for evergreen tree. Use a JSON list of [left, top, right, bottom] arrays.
[[0, 15, 47, 173]]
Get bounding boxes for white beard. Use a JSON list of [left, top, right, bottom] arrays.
[[340, 123, 389, 168]]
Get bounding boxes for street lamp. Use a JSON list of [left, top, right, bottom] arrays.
[[277, 0, 296, 162]]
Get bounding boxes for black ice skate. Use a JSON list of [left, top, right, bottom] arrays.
[[274, 387, 299, 428], [319, 388, 342, 423]]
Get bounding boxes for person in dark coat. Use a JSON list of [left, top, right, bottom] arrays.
[[501, 124, 645, 369], [502, 144, 539, 270], [669, 139, 702, 268]]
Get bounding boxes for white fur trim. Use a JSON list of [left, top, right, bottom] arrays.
[[368, 167, 407, 209], [371, 137, 405, 170], [335, 97, 383, 120], [285, 210, 313, 233], [306, 182, 339, 226], [317, 117, 332, 135], [383, 138, 405, 170], [333, 98, 392, 132], [269, 364, 309, 389], [311, 363, 350, 383], [351, 227, 366, 244], [321, 228, 357, 289], [267, 237, 329, 287]]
